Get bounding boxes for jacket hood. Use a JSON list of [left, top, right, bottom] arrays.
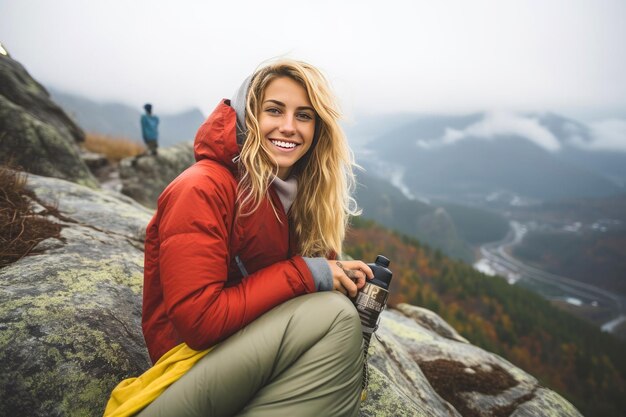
[[231, 74, 253, 146], [193, 99, 241, 171], [194, 75, 254, 170]]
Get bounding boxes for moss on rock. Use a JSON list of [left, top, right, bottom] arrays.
[[0, 173, 584, 417]]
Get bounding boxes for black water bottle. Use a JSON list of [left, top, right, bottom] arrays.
[[351, 255, 392, 400], [352, 255, 392, 344]]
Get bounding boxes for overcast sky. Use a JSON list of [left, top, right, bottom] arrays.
[[1, 0, 625, 121]]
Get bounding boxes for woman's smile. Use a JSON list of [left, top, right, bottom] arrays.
[[269, 138, 300, 151], [259, 76, 315, 179]]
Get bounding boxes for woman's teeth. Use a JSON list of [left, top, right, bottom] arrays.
[[271, 140, 297, 149]]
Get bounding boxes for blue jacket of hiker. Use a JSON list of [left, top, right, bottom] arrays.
[[141, 114, 160, 141]]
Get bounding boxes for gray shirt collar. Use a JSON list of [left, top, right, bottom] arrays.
[[272, 176, 298, 213]]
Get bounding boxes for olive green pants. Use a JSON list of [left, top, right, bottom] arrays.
[[137, 292, 364, 417]]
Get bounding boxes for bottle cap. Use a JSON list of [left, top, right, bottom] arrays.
[[375, 255, 390, 268], [369, 255, 392, 289]]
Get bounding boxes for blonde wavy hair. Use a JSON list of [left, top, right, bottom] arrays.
[[237, 60, 359, 257]]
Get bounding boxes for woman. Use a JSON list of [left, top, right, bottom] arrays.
[[139, 60, 373, 416]]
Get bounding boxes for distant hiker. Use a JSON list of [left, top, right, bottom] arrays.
[[141, 103, 159, 155], [105, 60, 374, 417]]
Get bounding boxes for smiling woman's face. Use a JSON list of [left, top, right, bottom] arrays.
[[258, 76, 316, 180]]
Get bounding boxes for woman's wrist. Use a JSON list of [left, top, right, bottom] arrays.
[[302, 257, 333, 291]]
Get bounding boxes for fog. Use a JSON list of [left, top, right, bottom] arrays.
[[2, 0, 625, 121]]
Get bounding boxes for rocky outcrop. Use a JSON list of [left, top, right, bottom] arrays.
[[0, 52, 97, 187], [0, 173, 582, 417], [119, 141, 195, 208], [364, 305, 583, 417], [0, 173, 152, 417]]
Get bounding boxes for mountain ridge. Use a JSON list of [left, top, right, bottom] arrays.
[[48, 87, 205, 147], [360, 111, 626, 205]]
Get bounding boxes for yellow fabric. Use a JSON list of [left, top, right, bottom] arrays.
[[103, 343, 212, 417]]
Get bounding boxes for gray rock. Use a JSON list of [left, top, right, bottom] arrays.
[[81, 150, 109, 171], [363, 307, 583, 417], [0, 174, 583, 417], [395, 303, 469, 343], [119, 141, 195, 208], [511, 388, 583, 417], [0, 53, 98, 188], [0, 173, 152, 417]]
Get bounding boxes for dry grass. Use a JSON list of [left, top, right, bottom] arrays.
[[82, 133, 145, 162], [0, 165, 63, 268]]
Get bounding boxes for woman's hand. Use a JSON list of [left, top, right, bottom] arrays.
[[327, 260, 374, 297]]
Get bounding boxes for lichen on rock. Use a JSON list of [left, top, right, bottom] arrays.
[[0, 173, 152, 417], [0, 172, 583, 417]]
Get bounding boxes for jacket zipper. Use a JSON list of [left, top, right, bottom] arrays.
[[235, 255, 249, 277]]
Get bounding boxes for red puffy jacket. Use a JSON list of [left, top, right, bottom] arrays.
[[142, 100, 316, 364]]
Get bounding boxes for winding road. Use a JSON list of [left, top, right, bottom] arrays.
[[476, 222, 626, 335]]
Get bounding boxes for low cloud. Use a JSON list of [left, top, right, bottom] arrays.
[[389, 167, 415, 200], [583, 120, 626, 152], [417, 111, 562, 151]]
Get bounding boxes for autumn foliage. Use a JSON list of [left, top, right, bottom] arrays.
[[345, 217, 626, 417]]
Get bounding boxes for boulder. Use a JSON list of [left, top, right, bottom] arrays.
[[363, 305, 583, 417], [119, 141, 195, 208], [0, 173, 152, 417], [0, 53, 97, 187], [0, 173, 582, 416]]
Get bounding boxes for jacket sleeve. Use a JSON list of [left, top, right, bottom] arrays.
[[157, 170, 315, 351]]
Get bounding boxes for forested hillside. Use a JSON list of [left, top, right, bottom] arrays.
[[345, 218, 626, 417], [510, 193, 626, 297], [513, 230, 626, 296]]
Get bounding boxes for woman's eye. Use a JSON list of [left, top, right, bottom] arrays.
[[297, 112, 314, 121], [265, 107, 281, 114]]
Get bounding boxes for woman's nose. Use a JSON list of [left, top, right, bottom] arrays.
[[279, 115, 296, 135]]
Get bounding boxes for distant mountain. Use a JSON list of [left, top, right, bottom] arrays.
[[356, 171, 509, 262], [559, 147, 626, 187], [341, 112, 425, 150], [537, 112, 626, 187], [356, 171, 473, 262], [48, 87, 205, 147], [434, 200, 510, 245], [159, 110, 206, 146], [361, 111, 625, 206]]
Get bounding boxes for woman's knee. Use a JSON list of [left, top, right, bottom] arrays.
[[303, 291, 359, 320], [329, 292, 361, 325], [306, 292, 362, 348]]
